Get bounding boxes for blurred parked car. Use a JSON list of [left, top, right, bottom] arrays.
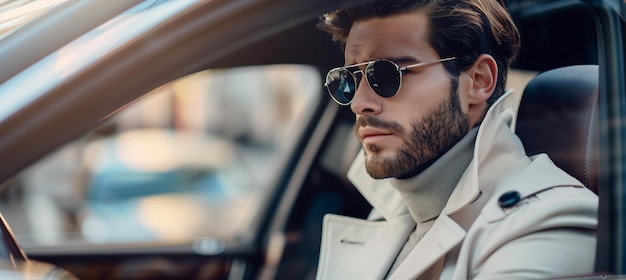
[[0, 0, 623, 279]]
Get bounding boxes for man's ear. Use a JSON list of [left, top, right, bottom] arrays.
[[467, 54, 497, 105]]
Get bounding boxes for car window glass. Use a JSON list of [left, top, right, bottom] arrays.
[[0, 64, 320, 248]]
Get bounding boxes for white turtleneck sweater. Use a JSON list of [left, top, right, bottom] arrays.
[[386, 128, 478, 277]]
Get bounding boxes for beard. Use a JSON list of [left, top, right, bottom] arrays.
[[355, 79, 470, 179]]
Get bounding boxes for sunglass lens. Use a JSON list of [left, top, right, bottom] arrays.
[[367, 60, 401, 98], [326, 68, 355, 104]]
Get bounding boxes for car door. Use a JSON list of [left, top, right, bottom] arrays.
[[0, 0, 372, 279]]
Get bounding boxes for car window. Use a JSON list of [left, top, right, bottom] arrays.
[[0, 64, 321, 249]]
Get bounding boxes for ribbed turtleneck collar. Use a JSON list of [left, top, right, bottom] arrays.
[[390, 128, 478, 224]]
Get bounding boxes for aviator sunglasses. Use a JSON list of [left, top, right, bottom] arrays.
[[325, 57, 456, 105]]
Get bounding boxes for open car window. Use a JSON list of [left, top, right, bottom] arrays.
[[0, 64, 321, 250]]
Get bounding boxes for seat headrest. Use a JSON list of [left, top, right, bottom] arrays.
[[515, 65, 599, 193]]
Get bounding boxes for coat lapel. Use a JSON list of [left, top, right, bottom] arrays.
[[387, 215, 466, 279], [316, 214, 415, 280]]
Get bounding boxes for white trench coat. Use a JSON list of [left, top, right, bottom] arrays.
[[315, 90, 598, 280]]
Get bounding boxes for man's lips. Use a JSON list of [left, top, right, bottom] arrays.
[[359, 127, 394, 143]]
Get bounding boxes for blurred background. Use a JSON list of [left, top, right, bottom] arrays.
[[0, 64, 321, 250]]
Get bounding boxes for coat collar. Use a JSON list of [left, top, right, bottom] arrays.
[[347, 89, 523, 222]]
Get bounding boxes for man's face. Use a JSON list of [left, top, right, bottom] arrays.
[[345, 12, 471, 179]]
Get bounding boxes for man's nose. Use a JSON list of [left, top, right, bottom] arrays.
[[350, 73, 382, 115]]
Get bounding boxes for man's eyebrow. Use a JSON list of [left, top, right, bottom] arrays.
[[388, 57, 420, 65], [344, 56, 419, 68]]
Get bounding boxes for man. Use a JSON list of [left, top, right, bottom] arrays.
[[315, 0, 598, 279]]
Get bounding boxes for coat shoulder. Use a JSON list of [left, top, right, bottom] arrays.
[[457, 170, 598, 279], [480, 153, 597, 224]]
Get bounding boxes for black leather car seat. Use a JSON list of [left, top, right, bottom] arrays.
[[515, 65, 599, 194]]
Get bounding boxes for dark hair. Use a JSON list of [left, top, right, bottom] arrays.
[[318, 0, 520, 104]]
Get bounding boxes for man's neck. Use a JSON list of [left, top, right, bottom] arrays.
[[390, 127, 478, 223]]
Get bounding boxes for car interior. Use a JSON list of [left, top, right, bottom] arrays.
[[0, 0, 622, 279], [516, 65, 599, 194]]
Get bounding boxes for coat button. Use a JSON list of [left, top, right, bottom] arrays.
[[498, 191, 521, 208]]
